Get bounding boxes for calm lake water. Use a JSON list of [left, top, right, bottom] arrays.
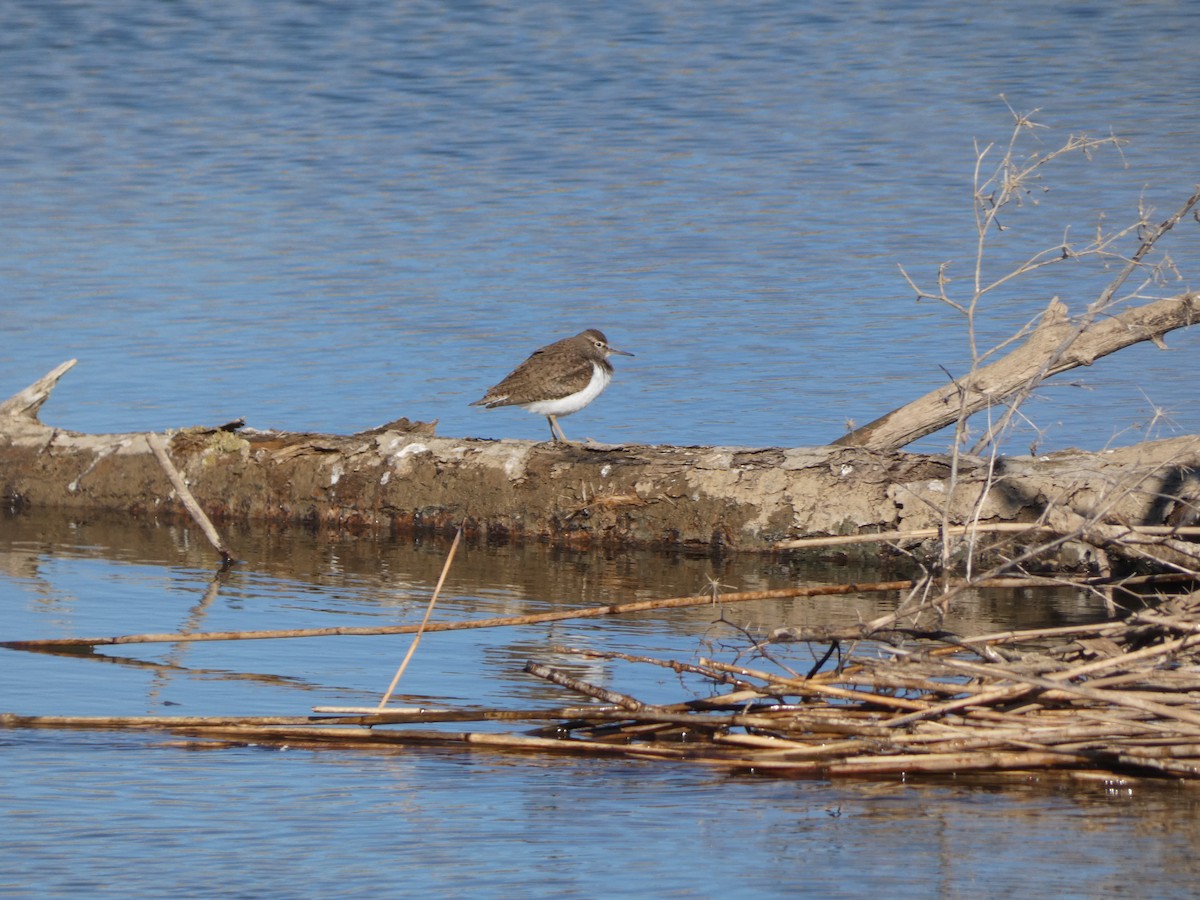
[[2, 0, 1199, 451], [3, 1, 1200, 896]]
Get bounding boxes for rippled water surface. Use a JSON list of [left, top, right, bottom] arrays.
[[4, 1, 1200, 895], [1, 0, 1199, 451], [3, 510, 1200, 898]]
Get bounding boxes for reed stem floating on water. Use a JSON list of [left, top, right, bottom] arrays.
[[9, 588, 1200, 782]]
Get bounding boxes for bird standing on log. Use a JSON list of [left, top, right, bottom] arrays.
[[471, 329, 633, 443]]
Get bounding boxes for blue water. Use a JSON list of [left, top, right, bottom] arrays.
[[0, 510, 1194, 898], [5, 2, 1200, 895], [2, 0, 1198, 451], [7, 731, 1200, 899]]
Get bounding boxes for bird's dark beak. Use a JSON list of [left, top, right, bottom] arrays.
[[608, 345, 635, 357]]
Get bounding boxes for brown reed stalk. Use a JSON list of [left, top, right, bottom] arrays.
[[376, 525, 462, 709], [775, 523, 1200, 551]]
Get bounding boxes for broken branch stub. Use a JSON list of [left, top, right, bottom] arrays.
[[0, 359, 77, 420]]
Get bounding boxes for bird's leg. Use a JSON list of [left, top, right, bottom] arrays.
[[547, 415, 571, 444]]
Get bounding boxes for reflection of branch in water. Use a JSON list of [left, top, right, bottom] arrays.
[[13, 564, 374, 704], [31, 640, 384, 704], [148, 568, 230, 705]]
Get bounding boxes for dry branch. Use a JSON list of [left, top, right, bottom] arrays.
[[146, 432, 234, 564], [0, 581, 919, 650], [834, 291, 1200, 451], [835, 113, 1200, 456], [774, 523, 1200, 551], [377, 525, 462, 708], [523, 662, 646, 711]]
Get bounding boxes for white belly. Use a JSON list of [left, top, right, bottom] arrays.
[[524, 363, 611, 417]]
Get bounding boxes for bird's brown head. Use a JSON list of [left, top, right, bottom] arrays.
[[578, 329, 634, 359]]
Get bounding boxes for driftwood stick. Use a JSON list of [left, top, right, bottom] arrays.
[[523, 662, 646, 711], [146, 432, 234, 564], [880, 683, 1041, 729], [929, 657, 1200, 732], [176, 724, 702, 759], [551, 647, 779, 700], [776, 522, 1054, 549], [0, 708, 791, 734], [881, 631, 1200, 729], [959, 620, 1127, 646], [698, 657, 931, 712], [775, 523, 1200, 551], [0, 580, 920, 649], [4, 571, 1185, 652], [1045, 632, 1200, 683], [712, 733, 874, 760], [822, 749, 1092, 776]]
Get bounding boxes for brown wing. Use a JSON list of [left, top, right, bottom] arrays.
[[474, 343, 596, 407], [468, 336, 600, 408]]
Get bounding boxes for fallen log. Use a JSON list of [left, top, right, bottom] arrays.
[[2, 362, 1200, 566], [831, 170, 1200, 453]]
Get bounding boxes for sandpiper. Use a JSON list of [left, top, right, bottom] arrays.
[[471, 329, 634, 443]]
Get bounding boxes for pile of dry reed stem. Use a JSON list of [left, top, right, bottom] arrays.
[[8, 586, 1200, 784]]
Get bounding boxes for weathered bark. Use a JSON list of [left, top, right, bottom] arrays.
[[3, 362, 1200, 569], [834, 292, 1200, 451]]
